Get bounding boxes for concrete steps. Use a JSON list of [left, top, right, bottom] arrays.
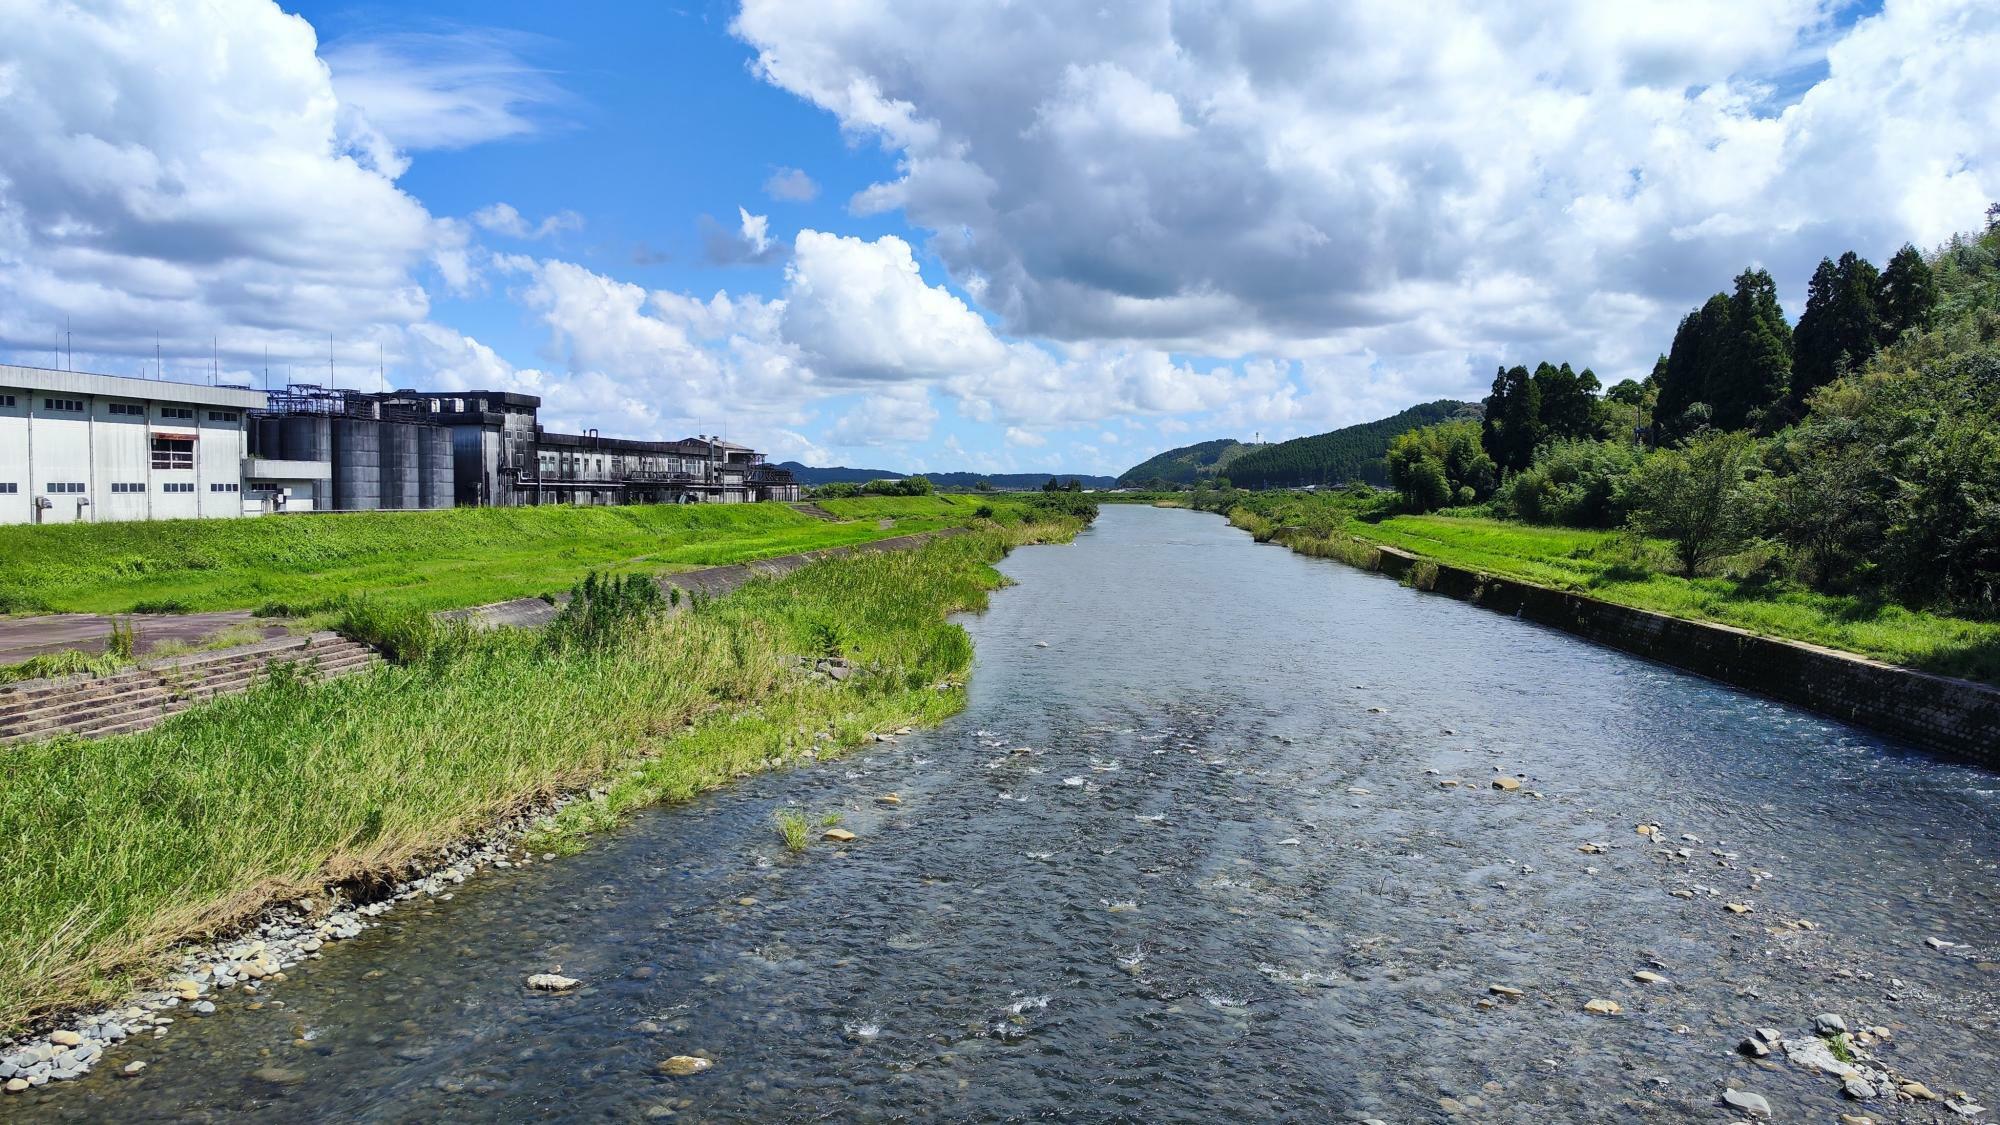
[[788, 502, 841, 522], [0, 632, 380, 744]]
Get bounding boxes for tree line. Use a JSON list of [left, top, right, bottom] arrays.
[[1381, 207, 1998, 617]]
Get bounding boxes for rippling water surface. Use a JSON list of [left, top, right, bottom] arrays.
[[24, 505, 2000, 1122]]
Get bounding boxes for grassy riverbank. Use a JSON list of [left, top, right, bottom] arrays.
[[0, 512, 1085, 1033], [0, 495, 1011, 616], [1203, 490, 2000, 685]]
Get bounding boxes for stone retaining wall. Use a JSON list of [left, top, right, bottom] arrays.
[[1306, 535, 1999, 764]]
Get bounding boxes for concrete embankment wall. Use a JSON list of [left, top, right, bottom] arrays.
[[1296, 534, 2000, 764]]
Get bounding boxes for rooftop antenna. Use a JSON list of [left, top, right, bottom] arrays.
[[378, 342, 384, 394], [264, 346, 269, 393], [156, 333, 161, 381], [212, 336, 218, 385], [65, 316, 71, 372], [328, 333, 334, 388]]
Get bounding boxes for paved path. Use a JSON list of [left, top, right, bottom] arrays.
[[0, 611, 284, 665]]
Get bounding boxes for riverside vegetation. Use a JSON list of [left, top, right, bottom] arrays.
[[0, 494, 1005, 617], [1177, 212, 2000, 685], [0, 500, 1092, 1034]]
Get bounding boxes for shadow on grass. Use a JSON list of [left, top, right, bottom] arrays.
[[1915, 634, 2000, 687]]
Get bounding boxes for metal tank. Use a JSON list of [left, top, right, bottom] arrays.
[[253, 417, 285, 460], [330, 418, 381, 511], [379, 422, 422, 510], [419, 427, 456, 509], [281, 415, 330, 464]]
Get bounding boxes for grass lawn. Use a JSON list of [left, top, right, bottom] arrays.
[[1339, 514, 2000, 685], [0, 495, 1018, 616]]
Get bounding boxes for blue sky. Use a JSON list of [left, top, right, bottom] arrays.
[[0, 0, 1991, 475]]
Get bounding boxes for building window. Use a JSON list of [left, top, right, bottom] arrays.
[[46, 482, 85, 494], [161, 482, 196, 494], [207, 410, 239, 423], [110, 482, 145, 494], [0, 482, 16, 494], [43, 397, 84, 412], [0, 394, 14, 408], [159, 406, 194, 420], [209, 482, 239, 493], [151, 436, 195, 469], [108, 402, 145, 416]]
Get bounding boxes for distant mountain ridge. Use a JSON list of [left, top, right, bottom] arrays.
[[1116, 400, 1480, 490], [776, 462, 1118, 490], [1114, 438, 1267, 487], [1224, 400, 1481, 489]]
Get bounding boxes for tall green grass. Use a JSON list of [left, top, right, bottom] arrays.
[[0, 500, 1021, 617], [0, 517, 1083, 1033]]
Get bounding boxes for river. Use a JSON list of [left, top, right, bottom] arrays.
[[18, 504, 2000, 1122]]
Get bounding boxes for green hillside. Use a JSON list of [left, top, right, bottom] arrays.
[[1226, 400, 1480, 489], [1116, 438, 1266, 487]]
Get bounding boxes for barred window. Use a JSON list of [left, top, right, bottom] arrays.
[[109, 403, 145, 416], [151, 436, 195, 470], [110, 482, 145, 494], [43, 397, 84, 412], [209, 482, 239, 493], [208, 411, 239, 422], [159, 406, 194, 420]]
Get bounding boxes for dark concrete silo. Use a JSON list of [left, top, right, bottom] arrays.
[[379, 422, 422, 510], [331, 418, 381, 511]]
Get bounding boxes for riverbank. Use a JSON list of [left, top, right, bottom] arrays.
[[1198, 491, 1999, 687], [0, 511, 1087, 1043], [0, 494, 1014, 618], [1195, 499, 1999, 759]]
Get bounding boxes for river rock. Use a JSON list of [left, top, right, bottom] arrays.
[[1816, 1013, 1849, 1034], [1738, 1038, 1770, 1058], [526, 973, 580, 992], [1488, 985, 1523, 998], [47, 1031, 80, 1047], [1632, 970, 1668, 984], [253, 1066, 305, 1086], [660, 1055, 713, 1076], [823, 828, 857, 842], [1583, 999, 1621, 1015], [1721, 1088, 1773, 1117], [1842, 1077, 1878, 1099], [1900, 1081, 1940, 1100], [1491, 777, 1521, 791], [1725, 902, 1754, 914]]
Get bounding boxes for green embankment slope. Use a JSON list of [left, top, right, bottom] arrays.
[[0, 496, 1007, 616]]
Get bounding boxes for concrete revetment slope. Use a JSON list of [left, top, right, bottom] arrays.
[[1327, 540, 1999, 763]]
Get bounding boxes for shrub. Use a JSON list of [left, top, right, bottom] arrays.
[[1625, 432, 1765, 575], [1501, 439, 1645, 528]]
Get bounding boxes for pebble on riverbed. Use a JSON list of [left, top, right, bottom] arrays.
[[526, 974, 580, 992]]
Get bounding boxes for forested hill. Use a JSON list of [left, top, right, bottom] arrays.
[[776, 463, 1117, 490], [1224, 400, 1481, 489], [1115, 438, 1266, 487]]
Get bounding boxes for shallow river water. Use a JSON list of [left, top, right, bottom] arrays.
[[19, 505, 2000, 1123]]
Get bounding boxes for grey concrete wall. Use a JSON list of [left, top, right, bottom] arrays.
[[1317, 536, 2000, 764]]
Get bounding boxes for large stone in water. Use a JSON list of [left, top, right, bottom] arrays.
[[823, 828, 857, 843], [1721, 1088, 1772, 1117], [526, 973, 580, 992], [659, 1055, 713, 1076]]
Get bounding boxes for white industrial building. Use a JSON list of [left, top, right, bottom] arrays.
[[0, 364, 268, 525]]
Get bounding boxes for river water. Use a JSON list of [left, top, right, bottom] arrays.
[[18, 505, 2000, 1123]]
